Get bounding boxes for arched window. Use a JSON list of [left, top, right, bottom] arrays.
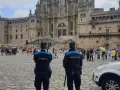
[[57, 23, 67, 37]]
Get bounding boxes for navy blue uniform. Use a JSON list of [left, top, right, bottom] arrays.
[[63, 49, 83, 90], [34, 50, 52, 90]]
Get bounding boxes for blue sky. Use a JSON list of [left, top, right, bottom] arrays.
[[0, 0, 119, 18]]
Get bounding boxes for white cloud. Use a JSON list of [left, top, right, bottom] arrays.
[[95, 0, 119, 10], [11, 10, 29, 18], [0, 0, 37, 8]]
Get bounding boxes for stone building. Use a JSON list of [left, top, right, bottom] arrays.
[[0, 0, 120, 48]]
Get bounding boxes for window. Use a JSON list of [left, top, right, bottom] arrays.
[[118, 25, 120, 39], [118, 35, 120, 39], [92, 17, 95, 20], [16, 29, 18, 32], [92, 25, 96, 29], [31, 20, 35, 23], [96, 17, 98, 20], [7, 36, 9, 40], [16, 35, 18, 39], [89, 31, 91, 34], [106, 36, 110, 40], [114, 15, 117, 19], [96, 41, 99, 43], [106, 29, 110, 40], [106, 16, 109, 20], [70, 32, 73, 35], [5, 26, 7, 28], [21, 34, 23, 39], [51, 24, 53, 31], [118, 29, 120, 32], [60, 7, 65, 16], [118, 15, 120, 18], [110, 16, 113, 19], [26, 29, 27, 31], [106, 29, 109, 34], [21, 29, 22, 32], [38, 32, 40, 36], [37, 20, 39, 23], [10, 35, 12, 39], [99, 27, 102, 30]]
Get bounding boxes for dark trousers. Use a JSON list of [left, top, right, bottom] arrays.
[[97, 55, 100, 59], [89, 54, 93, 61], [66, 71, 81, 90], [34, 72, 50, 90]]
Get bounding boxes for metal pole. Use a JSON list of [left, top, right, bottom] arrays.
[[63, 73, 67, 87]]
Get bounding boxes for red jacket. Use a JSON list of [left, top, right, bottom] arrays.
[[118, 50, 120, 57]]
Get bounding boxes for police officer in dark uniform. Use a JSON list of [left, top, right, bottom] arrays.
[[63, 41, 83, 90], [33, 42, 52, 90]]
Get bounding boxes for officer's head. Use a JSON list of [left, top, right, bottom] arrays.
[[41, 42, 47, 50], [69, 41, 75, 49]]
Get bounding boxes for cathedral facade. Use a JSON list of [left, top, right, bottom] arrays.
[[0, 0, 120, 48]]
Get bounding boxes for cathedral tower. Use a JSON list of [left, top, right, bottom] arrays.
[[77, 0, 95, 34]]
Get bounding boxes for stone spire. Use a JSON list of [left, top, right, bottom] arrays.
[[29, 9, 32, 16], [118, 0, 120, 8], [118, 0, 120, 10]]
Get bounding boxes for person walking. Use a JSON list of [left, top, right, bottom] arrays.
[[1, 46, 4, 56], [101, 51, 105, 60], [33, 42, 52, 90], [118, 49, 120, 60], [63, 41, 83, 90], [86, 49, 90, 61], [111, 49, 116, 62], [89, 49, 94, 61], [107, 50, 112, 61], [96, 49, 100, 59]]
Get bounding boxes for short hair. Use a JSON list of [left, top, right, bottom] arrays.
[[69, 41, 75, 49], [41, 42, 47, 49]]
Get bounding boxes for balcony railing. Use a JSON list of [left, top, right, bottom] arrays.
[[79, 32, 120, 37]]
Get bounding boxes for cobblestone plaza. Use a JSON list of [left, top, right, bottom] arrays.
[[0, 53, 109, 90]]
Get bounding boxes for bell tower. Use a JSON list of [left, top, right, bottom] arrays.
[[78, 0, 95, 23], [77, 0, 95, 34], [118, 0, 120, 10]]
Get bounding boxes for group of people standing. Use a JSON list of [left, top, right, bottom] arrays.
[[82, 48, 120, 62], [22, 47, 38, 55], [0, 46, 18, 56]]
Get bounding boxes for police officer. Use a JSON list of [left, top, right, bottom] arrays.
[[33, 42, 52, 90], [63, 41, 83, 90]]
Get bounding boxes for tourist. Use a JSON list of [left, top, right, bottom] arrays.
[[101, 51, 105, 60], [96, 49, 100, 59], [89, 49, 94, 61], [111, 49, 116, 62], [30, 47, 33, 55], [115, 49, 118, 60], [63, 41, 83, 90], [86, 49, 90, 61], [26, 47, 30, 56], [118, 49, 120, 60], [33, 42, 52, 90], [107, 50, 112, 61], [1, 46, 4, 56]]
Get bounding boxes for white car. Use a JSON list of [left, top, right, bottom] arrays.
[[92, 62, 120, 90]]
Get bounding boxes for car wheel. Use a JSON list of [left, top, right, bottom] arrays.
[[102, 76, 120, 90]]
